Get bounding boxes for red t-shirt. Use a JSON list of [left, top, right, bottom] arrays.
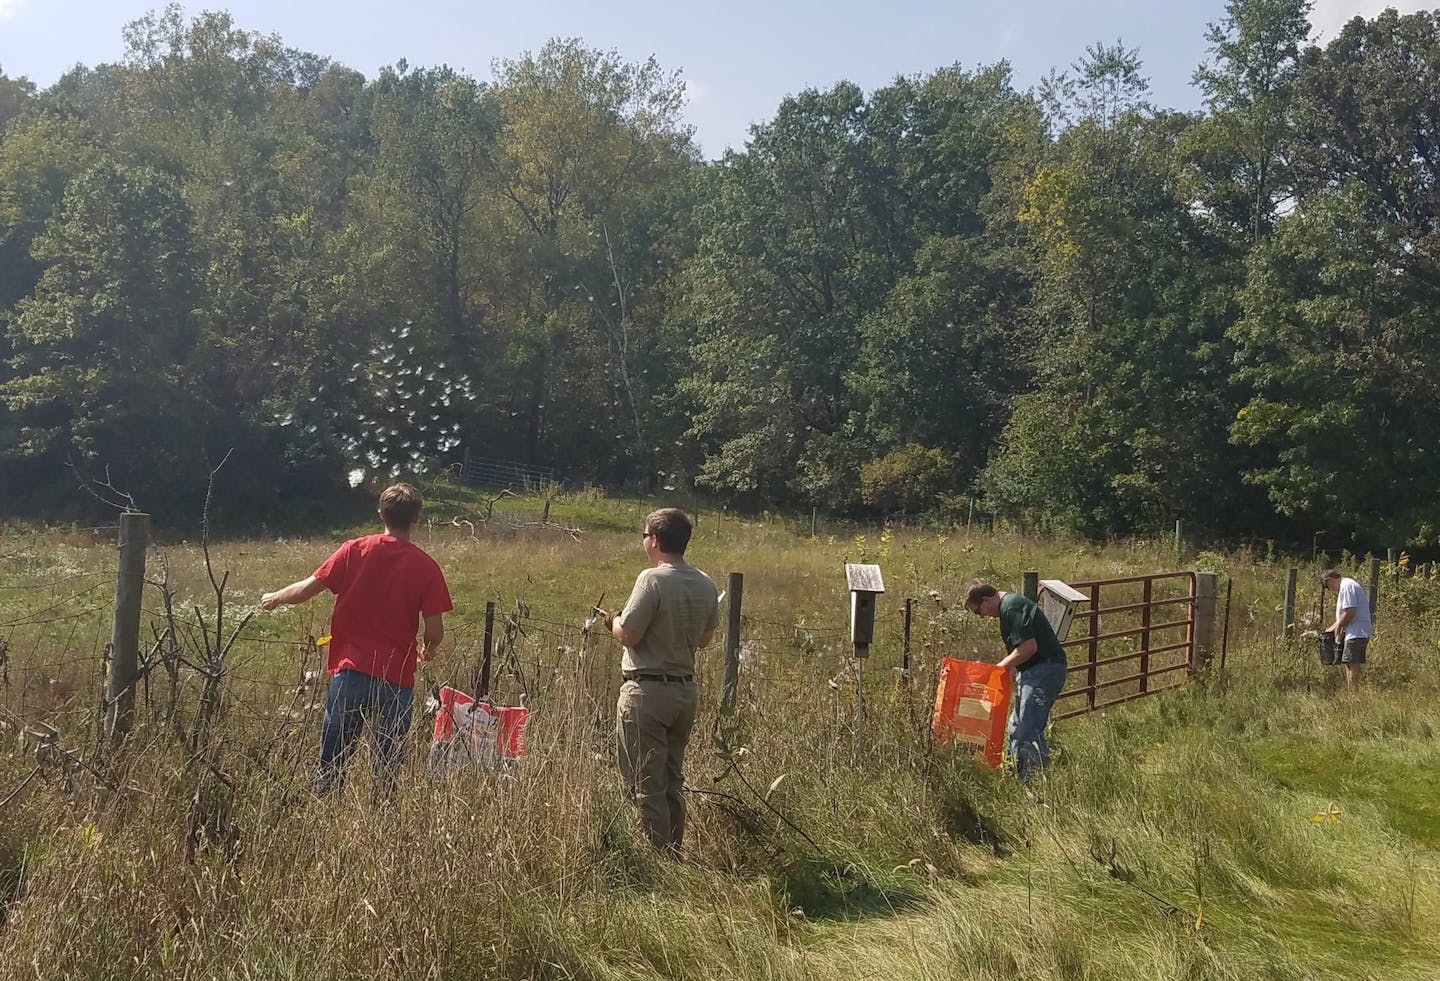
[[314, 534, 453, 688]]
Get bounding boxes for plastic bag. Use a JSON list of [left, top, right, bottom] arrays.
[[931, 658, 1012, 768], [429, 685, 528, 777]]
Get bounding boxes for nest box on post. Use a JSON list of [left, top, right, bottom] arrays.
[[1038, 579, 1086, 642], [845, 563, 885, 658]]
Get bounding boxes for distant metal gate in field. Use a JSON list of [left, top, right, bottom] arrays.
[[1052, 572, 1197, 721]]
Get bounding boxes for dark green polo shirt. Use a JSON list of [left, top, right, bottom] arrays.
[[998, 592, 1067, 670]]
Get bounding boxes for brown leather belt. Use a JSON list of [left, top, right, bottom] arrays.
[[623, 672, 693, 683]]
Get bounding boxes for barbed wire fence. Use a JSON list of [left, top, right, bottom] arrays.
[[4, 520, 1009, 914], [2, 520, 934, 816], [5, 476, 993, 883]]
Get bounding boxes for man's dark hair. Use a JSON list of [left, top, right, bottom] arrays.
[[965, 580, 999, 608], [379, 483, 423, 530], [1320, 569, 1341, 584], [645, 508, 693, 554]]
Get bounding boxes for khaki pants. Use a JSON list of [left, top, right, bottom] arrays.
[[616, 679, 697, 850]]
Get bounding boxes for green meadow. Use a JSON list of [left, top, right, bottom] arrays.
[[1, 487, 1436, 979]]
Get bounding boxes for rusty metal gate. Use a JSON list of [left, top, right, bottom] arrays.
[[1052, 572, 1196, 721]]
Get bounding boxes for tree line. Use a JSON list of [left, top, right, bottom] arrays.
[[1, 2, 1437, 550]]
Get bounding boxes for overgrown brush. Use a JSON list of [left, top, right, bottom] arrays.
[[1, 496, 1438, 979]]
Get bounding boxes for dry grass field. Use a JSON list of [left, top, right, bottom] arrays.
[[1, 486, 1437, 979]]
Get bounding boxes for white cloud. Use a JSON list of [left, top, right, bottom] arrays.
[[1309, 1, 1431, 41], [684, 78, 709, 106], [0, 0, 23, 20]]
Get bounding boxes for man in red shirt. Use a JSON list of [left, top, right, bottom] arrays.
[[261, 483, 453, 794]]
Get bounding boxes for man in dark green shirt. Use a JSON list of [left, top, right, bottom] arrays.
[[965, 580, 1068, 781]]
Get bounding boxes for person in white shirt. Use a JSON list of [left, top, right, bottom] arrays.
[[1320, 570, 1372, 690]]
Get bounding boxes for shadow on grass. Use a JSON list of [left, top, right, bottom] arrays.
[[925, 754, 1018, 857], [590, 818, 663, 893], [771, 855, 923, 921], [589, 803, 922, 923], [939, 793, 1010, 857]]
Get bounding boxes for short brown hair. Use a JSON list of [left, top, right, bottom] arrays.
[[379, 483, 423, 530], [645, 508, 693, 554], [964, 580, 999, 609], [1321, 569, 1341, 584]]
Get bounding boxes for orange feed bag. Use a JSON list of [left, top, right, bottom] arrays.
[[931, 658, 1012, 768]]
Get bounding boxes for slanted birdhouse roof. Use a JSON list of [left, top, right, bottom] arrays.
[[845, 563, 885, 593]]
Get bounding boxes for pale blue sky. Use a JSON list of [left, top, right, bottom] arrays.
[[0, 1, 1422, 157]]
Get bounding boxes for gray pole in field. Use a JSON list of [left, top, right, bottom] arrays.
[[107, 512, 150, 748]]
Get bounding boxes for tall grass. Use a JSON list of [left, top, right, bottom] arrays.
[[1, 492, 1437, 979]]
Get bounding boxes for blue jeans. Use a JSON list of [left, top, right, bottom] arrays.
[[317, 669, 415, 795], [1009, 660, 1067, 782]]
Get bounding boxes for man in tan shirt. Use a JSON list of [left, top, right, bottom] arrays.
[[609, 508, 719, 851]]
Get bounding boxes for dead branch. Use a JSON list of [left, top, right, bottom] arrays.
[[481, 488, 517, 520], [182, 448, 253, 752], [516, 520, 585, 542], [66, 459, 139, 513], [199, 448, 234, 596], [0, 766, 41, 810]]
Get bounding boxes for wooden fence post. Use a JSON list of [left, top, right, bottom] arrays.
[[1193, 573, 1218, 669], [107, 512, 150, 748], [1174, 520, 1184, 564], [721, 572, 743, 713], [1283, 568, 1298, 639], [1367, 558, 1381, 622], [1022, 571, 1039, 601]]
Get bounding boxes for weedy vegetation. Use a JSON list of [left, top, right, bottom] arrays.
[[0, 486, 1437, 980]]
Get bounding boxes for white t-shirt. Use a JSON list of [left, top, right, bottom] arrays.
[[1336, 577, 1372, 639]]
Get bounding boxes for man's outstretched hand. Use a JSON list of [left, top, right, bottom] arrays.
[[258, 576, 324, 612]]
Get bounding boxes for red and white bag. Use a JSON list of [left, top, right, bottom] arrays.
[[429, 686, 528, 777]]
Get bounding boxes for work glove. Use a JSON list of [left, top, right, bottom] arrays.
[[585, 608, 618, 634]]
